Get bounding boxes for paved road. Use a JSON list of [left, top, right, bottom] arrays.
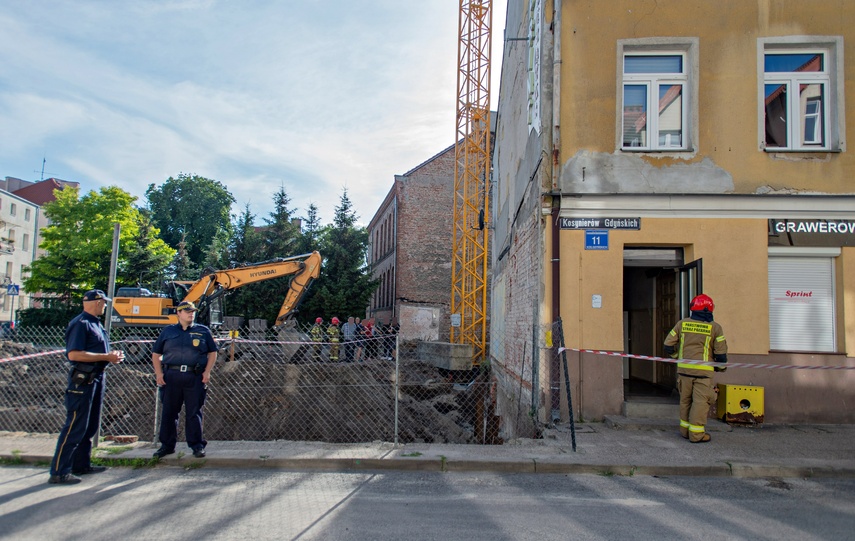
[[2, 466, 854, 540]]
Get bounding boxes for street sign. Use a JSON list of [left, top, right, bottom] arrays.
[[6, 285, 19, 296], [585, 230, 609, 250]]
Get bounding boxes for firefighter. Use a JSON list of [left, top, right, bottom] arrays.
[[327, 317, 341, 362], [663, 294, 728, 443], [310, 317, 325, 361]]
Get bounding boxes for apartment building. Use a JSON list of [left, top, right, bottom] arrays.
[[493, 0, 855, 432]]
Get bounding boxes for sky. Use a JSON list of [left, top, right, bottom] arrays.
[[0, 1, 506, 226]]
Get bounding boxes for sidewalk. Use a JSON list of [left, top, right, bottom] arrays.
[[3, 419, 854, 479]]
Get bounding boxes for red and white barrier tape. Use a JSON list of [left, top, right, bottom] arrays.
[[557, 347, 855, 370], [0, 349, 65, 363]]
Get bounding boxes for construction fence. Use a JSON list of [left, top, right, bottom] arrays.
[[0, 323, 502, 445]]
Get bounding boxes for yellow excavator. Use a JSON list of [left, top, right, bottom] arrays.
[[110, 251, 322, 329]]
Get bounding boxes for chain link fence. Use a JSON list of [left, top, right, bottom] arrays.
[[0, 322, 501, 445]]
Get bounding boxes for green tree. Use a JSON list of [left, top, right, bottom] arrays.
[[295, 202, 322, 254], [123, 208, 176, 289], [201, 227, 231, 272], [263, 186, 300, 259], [146, 173, 235, 268], [301, 189, 376, 324], [24, 185, 173, 299], [247, 187, 306, 325], [168, 235, 196, 281], [227, 205, 266, 322]]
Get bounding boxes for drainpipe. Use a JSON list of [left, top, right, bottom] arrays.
[[549, 0, 563, 423]]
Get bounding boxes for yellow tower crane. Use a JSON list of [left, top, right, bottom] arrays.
[[451, 0, 492, 364]]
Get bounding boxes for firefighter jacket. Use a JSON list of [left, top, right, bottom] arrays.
[[664, 316, 727, 377], [310, 324, 325, 342], [327, 324, 341, 342]]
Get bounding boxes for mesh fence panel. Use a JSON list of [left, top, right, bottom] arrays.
[[0, 323, 499, 445]]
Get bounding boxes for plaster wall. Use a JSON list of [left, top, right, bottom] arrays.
[[559, 0, 855, 195]]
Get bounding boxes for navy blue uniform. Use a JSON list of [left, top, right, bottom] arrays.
[[153, 323, 218, 453], [50, 312, 110, 477]]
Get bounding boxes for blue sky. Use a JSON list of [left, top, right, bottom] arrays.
[[0, 1, 505, 225]]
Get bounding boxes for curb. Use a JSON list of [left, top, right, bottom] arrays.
[[5, 451, 855, 479]]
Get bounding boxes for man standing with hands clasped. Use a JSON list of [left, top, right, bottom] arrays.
[[151, 301, 218, 459], [49, 289, 125, 485]]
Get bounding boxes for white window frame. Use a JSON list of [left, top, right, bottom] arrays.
[[758, 37, 845, 153], [617, 38, 698, 154]]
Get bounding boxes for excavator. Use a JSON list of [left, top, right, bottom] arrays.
[[110, 251, 322, 329]]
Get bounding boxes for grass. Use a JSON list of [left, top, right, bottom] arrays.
[[92, 456, 159, 469], [400, 452, 422, 457], [97, 445, 133, 455], [0, 450, 24, 466]]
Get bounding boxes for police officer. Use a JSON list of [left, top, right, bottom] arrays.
[[310, 317, 325, 361], [49, 289, 125, 485], [151, 301, 218, 459], [664, 294, 728, 443]]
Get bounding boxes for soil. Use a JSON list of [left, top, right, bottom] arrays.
[[0, 340, 487, 444]]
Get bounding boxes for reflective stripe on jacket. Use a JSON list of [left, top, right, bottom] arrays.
[[664, 318, 727, 373]]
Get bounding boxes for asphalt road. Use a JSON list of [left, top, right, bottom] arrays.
[[1, 466, 853, 540]]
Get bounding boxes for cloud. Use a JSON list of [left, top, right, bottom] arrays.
[[0, 1, 505, 226]]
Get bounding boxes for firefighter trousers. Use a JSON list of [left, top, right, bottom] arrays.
[[677, 374, 715, 442]]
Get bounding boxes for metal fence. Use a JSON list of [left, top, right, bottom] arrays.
[[0, 323, 498, 445]]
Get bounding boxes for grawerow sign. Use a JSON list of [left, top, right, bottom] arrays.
[[560, 217, 640, 230], [770, 219, 855, 234], [768, 219, 855, 247]]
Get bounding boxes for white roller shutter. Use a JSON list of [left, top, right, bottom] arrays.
[[768, 256, 836, 352]]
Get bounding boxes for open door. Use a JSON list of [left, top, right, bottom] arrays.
[[655, 258, 703, 387], [677, 259, 703, 318]]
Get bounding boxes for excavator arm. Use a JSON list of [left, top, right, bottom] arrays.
[[184, 251, 322, 326], [112, 251, 322, 329]]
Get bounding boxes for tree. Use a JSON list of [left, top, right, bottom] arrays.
[[168, 235, 196, 281], [263, 186, 300, 259], [23, 185, 174, 303], [300, 189, 377, 324], [123, 208, 175, 289], [146, 173, 235, 269], [226, 205, 266, 322], [295, 202, 322, 255]]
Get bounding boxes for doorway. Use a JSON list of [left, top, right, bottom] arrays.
[[622, 248, 702, 398]]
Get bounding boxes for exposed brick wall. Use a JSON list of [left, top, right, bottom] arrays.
[[492, 202, 544, 439], [395, 147, 456, 337]]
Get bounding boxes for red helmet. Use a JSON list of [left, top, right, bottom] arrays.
[[331, 317, 340, 325], [690, 294, 715, 313], [315, 317, 323, 324]]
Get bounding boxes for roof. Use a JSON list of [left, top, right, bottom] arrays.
[[12, 178, 79, 206]]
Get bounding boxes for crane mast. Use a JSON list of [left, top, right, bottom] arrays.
[[451, 0, 492, 364]]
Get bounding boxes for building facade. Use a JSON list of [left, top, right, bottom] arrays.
[[0, 190, 41, 323], [493, 0, 855, 433], [367, 145, 457, 341]]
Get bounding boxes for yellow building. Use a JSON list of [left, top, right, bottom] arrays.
[[492, 0, 855, 432]]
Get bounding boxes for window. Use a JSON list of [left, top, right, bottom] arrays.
[[22, 234, 29, 252], [759, 37, 844, 152], [9, 203, 15, 217], [618, 38, 697, 152], [24, 208, 30, 221], [768, 248, 838, 352]]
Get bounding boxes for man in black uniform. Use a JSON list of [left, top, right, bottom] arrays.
[[49, 289, 125, 485], [151, 301, 218, 459]]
